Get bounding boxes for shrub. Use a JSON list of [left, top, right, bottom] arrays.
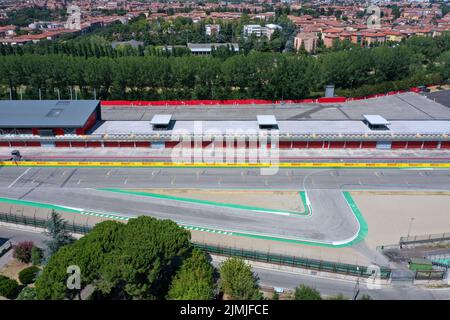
[[294, 285, 322, 300], [18, 266, 40, 285], [219, 257, 263, 300], [326, 293, 348, 300], [13, 241, 34, 263], [31, 246, 43, 266], [0, 275, 20, 299], [17, 286, 36, 300]]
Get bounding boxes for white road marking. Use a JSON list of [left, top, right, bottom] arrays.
[[7, 168, 31, 188], [124, 179, 128, 185]]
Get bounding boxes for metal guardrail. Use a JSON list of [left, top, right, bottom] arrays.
[[400, 233, 450, 246], [193, 243, 391, 279], [0, 211, 391, 279], [414, 270, 446, 280]]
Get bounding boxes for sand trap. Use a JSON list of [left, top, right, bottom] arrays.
[[135, 189, 305, 213], [351, 192, 450, 248]]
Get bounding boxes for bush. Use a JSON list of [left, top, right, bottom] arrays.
[[13, 241, 34, 263], [294, 285, 322, 300], [18, 266, 40, 285], [0, 275, 20, 299], [31, 246, 43, 266], [326, 293, 348, 300], [17, 286, 36, 300], [219, 257, 263, 300]]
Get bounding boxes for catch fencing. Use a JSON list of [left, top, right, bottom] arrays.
[[193, 243, 391, 279], [400, 232, 450, 247]]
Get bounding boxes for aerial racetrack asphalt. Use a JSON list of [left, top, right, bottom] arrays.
[[0, 165, 448, 249]]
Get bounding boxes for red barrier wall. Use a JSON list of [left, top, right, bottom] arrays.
[[422, 141, 439, 149], [391, 141, 407, 149], [308, 141, 323, 148], [329, 141, 345, 148], [346, 141, 361, 149], [440, 141, 450, 149], [292, 141, 307, 148], [25, 141, 41, 147], [104, 141, 119, 147], [135, 141, 151, 148], [361, 141, 377, 148], [407, 141, 423, 149], [86, 141, 102, 148], [55, 141, 70, 147]]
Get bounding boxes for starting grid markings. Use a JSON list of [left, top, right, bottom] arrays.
[[1, 161, 450, 168]]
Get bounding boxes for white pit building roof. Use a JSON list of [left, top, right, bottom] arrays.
[[363, 114, 390, 126], [257, 115, 278, 127], [150, 114, 172, 126]]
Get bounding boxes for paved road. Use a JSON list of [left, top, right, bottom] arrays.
[[251, 266, 450, 300], [3, 147, 450, 162], [0, 167, 449, 190]]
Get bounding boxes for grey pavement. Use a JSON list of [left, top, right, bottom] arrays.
[[2, 147, 450, 162], [426, 90, 450, 108], [0, 167, 449, 190], [250, 265, 450, 300]]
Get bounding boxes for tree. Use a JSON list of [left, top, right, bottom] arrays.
[[17, 286, 37, 300], [294, 285, 322, 300], [219, 257, 262, 300], [13, 241, 34, 263], [31, 246, 43, 266], [360, 294, 372, 300], [36, 216, 192, 300], [0, 275, 20, 299], [167, 249, 215, 300], [43, 210, 75, 261], [18, 266, 41, 285]]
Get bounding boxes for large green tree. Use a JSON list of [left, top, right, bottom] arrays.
[[35, 216, 193, 300], [167, 249, 215, 300], [219, 257, 262, 300], [43, 210, 75, 261]]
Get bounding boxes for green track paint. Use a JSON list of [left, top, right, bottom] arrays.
[[97, 188, 311, 216]]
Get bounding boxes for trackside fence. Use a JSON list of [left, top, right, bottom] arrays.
[[0, 211, 391, 279], [400, 232, 450, 247], [0, 211, 91, 235]]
